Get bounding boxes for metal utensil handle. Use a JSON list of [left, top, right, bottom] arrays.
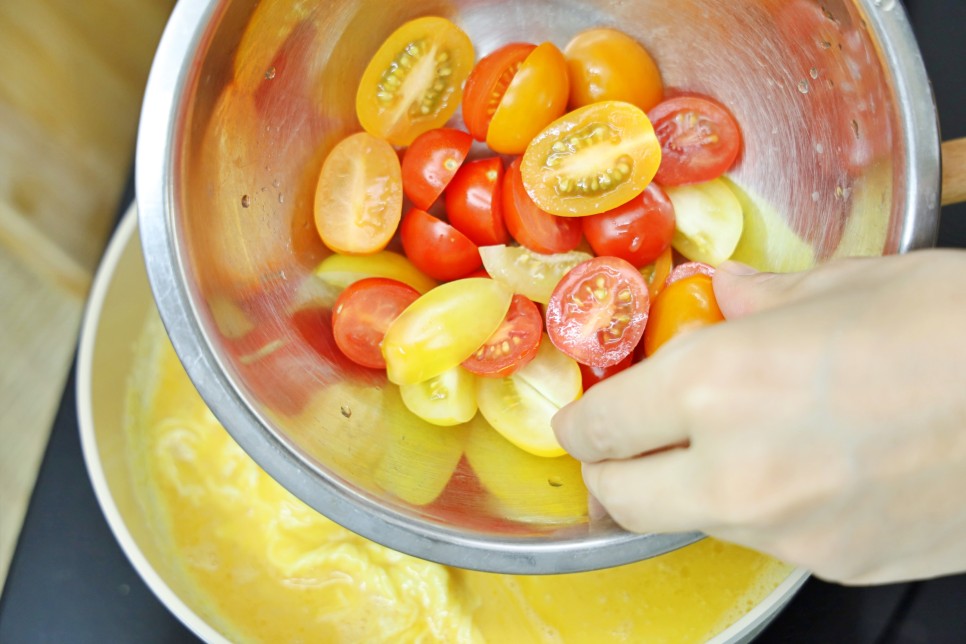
[[942, 138, 966, 206]]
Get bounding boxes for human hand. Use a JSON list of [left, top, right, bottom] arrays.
[[552, 250, 966, 584]]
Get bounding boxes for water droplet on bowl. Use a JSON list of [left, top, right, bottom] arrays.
[[798, 80, 810, 94], [265, 66, 276, 80], [241, 194, 250, 208]]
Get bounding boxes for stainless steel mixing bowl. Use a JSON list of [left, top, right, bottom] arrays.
[[136, 0, 941, 574]]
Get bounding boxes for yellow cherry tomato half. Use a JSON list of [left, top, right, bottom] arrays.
[[382, 278, 512, 385], [564, 27, 664, 112], [399, 365, 478, 427], [479, 244, 593, 304], [313, 250, 437, 294], [314, 132, 403, 255], [356, 17, 474, 146], [476, 336, 582, 458], [486, 42, 570, 155], [666, 178, 744, 267], [521, 101, 661, 217]]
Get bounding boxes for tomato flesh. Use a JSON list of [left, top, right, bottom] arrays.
[[444, 157, 509, 247], [649, 95, 742, 186], [331, 277, 420, 369], [399, 365, 478, 426], [461, 294, 542, 378], [546, 256, 650, 367], [479, 244, 593, 304], [462, 43, 536, 141], [356, 17, 475, 146], [503, 157, 582, 254], [400, 208, 482, 281], [401, 128, 473, 210], [581, 182, 676, 267], [521, 101, 661, 217], [643, 273, 724, 356], [666, 178, 744, 267], [564, 27, 663, 112], [314, 132, 403, 255]]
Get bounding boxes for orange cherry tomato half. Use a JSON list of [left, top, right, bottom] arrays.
[[640, 246, 673, 301], [314, 132, 403, 255], [564, 27, 663, 112], [444, 157, 509, 247], [579, 353, 633, 390], [503, 157, 582, 254], [401, 128, 473, 210], [331, 277, 421, 369], [649, 95, 743, 186], [462, 43, 536, 141], [356, 17, 475, 146], [400, 207, 482, 281], [642, 273, 724, 357], [667, 261, 715, 286], [461, 294, 543, 378], [521, 101, 661, 217], [486, 42, 570, 155], [581, 182, 676, 268], [546, 256, 650, 368]]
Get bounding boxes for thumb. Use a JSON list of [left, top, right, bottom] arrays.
[[712, 261, 808, 319]]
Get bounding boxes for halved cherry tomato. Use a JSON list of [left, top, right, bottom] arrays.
[[579, 354, 633, 390], [640, 245, 673, 301], [462, 294, 542, 378], [476, 336, 582, 457], [666, 178, 744, 266], [479, 244, 593, 304], [382, 277, 512, 385], [546, 256, 650, 367], [643, 273, 724, 356], [444, 157, 509, 247], [564, 27, 663, 112], [314, 132, 402, 255], [521, 101, 661, 217], [331, 277, 420, 369], [399, 365, 478, 426], [400, 208, 482, 281], [667, 261, 715, 285], [581, 182, 676, 267], [462, 43, 536, 141], [503, 157, 582, 254], [649, 95, 742, 186], [486, 42, 570, 154], [313, 250, 437, 294], [401, 128, 473, 210], [356, 17, 475, 146]]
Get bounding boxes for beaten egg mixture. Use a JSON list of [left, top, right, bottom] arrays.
[[126, 317, 791, 643]]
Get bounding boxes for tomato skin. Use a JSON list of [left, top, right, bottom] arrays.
[[581, 183, 676, 267], [643, 274, 724, 357], [579, 354, 633, 390], [400, 208, 482, 281], [401, 128, 473, 210], [521, 101, 662, 217], [462, 43, 536, 141], [649, 95, 742, 186], [667, 261, 715, 285], [640, 245, 673, 301], [444, 157, 509, 247], [503, 157, 582, 254], [564, 27, 663, 112], [462, 294, 543, 378], [313, 250, 437, 294], [331, 277, 421, 369], [486, 42, 570, 155], [355, 17, 475, 146], [666, 178, 744, 266], [314, 132, 403, 255], [546, 256, 650, 368]]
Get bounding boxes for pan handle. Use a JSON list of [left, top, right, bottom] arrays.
[[942, 138, 966, 207]]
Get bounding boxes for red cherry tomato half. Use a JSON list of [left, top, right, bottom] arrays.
[[503, 157, 582, 254], [546, 256, 650, 368], [579, 353, 633, 390], [667, 261, 715, 285], [581, 183, 676, 268], [462, 43, 536, 141], [649, 95, 742, 186], [461, 294, 543, 378], [401, 128, 473, 210], [445, 157, 509, 247], [400, 208, 482, 281], [331, 277, 421, 369]]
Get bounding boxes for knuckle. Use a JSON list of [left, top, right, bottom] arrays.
[[580, 405, 617, 458], [591, 466, 643, 532]]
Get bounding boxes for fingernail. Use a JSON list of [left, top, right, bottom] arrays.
[[718, 261, 758, 276]]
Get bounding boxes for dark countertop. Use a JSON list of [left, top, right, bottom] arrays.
[[1, 0, 964, 641]]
